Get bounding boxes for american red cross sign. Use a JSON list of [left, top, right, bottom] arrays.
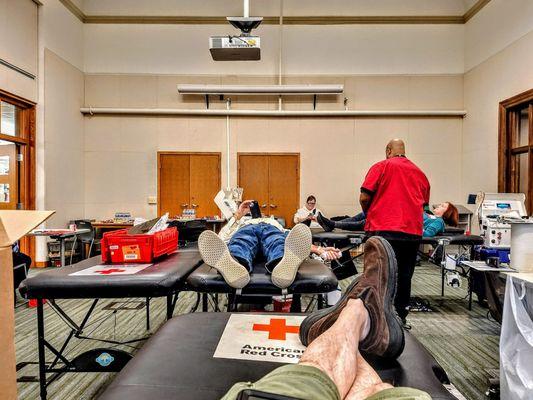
[[214, 314, 306, 364], [253, 318, 300, 340], [95, 268, 126, 275]]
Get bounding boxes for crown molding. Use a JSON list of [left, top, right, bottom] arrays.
[[59, 0, 84, 22], [464, 0, 492, 22], [60, 0, 491, 25]]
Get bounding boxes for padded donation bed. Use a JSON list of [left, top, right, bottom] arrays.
[[186, 259, 338, 311], [18, 248, 203, 400], [99, 312, 457, 400]]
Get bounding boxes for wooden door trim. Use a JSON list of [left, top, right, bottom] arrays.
[[157, 151, 222, 216], [0, 89, 36, 263], [158, 151, 221, 156], [498, 88, 533, 213]]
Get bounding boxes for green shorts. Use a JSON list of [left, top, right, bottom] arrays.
[[221, 364, 431, 400]]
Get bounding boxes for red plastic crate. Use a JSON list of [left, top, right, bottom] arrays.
[[101, 227, 178, 263]]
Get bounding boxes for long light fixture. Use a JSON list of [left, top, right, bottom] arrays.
[[177, 84, 344, 95]]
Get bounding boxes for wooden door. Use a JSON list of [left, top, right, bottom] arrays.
[[190, 154, 221, 217], [158, 153, 190, 217], [0, 143, 18, 210], [238, 153, 299, 227], [238, 155, 270, 214], [269, 155, 299, 228]]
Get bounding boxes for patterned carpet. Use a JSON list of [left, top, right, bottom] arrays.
[[14, 262, 500, 400]]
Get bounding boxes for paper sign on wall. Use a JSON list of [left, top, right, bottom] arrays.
[[69, 264, 152, 276], [214, 314, 306, 364]]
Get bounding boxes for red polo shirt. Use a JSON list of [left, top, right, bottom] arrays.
[[361, 156, 430, 236]]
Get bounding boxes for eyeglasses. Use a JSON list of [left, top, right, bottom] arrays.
[[307, 202, 316, 206]]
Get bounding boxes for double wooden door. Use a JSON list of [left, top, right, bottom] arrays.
[[158, 152, 221, 218], [238, 153, 299, 227]]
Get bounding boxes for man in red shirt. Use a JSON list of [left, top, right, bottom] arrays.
[[360, 139, 430, 324]]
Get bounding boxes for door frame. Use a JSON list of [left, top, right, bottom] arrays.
[[237, 152, 301, 217], [498, 88, 533, 212], [157, 151, 221, 217], [0, 89, 37, 262]]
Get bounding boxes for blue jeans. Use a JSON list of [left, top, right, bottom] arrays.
[[228, 223, 288, 272]]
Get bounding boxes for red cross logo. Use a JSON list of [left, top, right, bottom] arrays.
[[253, 318, 300, 341], [95, 268, 126, 275]]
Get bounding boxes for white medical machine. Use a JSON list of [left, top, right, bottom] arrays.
[[476, 193, 528, 248]]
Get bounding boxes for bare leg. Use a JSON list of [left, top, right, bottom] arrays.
[[344, 352, 393, 400], [299, 299, 369, 399]]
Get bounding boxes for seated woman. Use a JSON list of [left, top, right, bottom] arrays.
[[199, 200, 341, 289], [317, 202, 459, 237], [294, 195, 322, 228]]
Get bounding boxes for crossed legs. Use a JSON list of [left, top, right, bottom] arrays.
[[300, 299, 392, 400]]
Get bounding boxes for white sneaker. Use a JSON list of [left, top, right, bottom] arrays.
[[198, 230, 250, 289], [271, 224, 312, 289]]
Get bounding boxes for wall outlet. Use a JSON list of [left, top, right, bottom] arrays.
[[147, 196, 157, 205]]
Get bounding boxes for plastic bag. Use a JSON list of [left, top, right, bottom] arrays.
[[500, 276, 533, 400]]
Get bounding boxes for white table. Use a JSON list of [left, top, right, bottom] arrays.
[[29, 229, 91, 267], [458, 261, 517, 309]]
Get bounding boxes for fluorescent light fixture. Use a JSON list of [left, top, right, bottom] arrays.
[[177, 84, 344, 95]]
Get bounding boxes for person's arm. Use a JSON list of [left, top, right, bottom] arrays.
[[294, 208, 312, 224], [359, 161, 385, 214], [359, 192, 372, 214], [311, 245, 342, 260], [218, 200, 253, 241], [423, 218, 445, 237]]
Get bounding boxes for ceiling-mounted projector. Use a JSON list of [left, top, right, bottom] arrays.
[[210, 1, 262, 61]]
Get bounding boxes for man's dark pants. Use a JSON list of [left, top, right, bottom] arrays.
[[367, 232, 420, 320]]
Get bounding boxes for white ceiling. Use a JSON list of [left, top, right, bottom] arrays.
[[80, 0, 481, 16]]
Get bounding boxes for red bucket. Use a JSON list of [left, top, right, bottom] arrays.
[[272, 295, 293, 313]]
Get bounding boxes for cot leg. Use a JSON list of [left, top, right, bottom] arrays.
[[317, 295, 324, 310], [441, 267, 445, 297], [290, 294, 302, 313], [166, 295, 173, 320], [60, 239, 66, 267], [202, 293, 208, 312], [37, 299, 47, 400], [468, 273, 473, 311], [146, 297, 150, 330]]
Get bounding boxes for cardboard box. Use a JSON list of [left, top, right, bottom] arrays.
[[0, 210, 54, 399]]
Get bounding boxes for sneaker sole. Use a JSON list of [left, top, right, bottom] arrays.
[[271, 224, 312, 289], [198, 230, 250, 289]]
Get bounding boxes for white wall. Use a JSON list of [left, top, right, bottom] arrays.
[[462, 30, 533, 199], [40, 0, 85, 71], [83, 74, 464, 220], [43, 50, 85, 228], [0, 0, 38, 101], [84, 24, 464, 75], [35, 0, 85, 262], [465, 0, 533, 71]]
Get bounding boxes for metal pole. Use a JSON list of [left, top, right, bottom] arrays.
[[226, 98, 231, 188], [243, 0, 250, 18], [37, 300, 47, 400], [278, 0, 284, 111]]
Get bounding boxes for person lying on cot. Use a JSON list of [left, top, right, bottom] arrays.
[[317, 202, 459, 237], [221, 236, 430, 400], [198, 199, 342, 289]]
